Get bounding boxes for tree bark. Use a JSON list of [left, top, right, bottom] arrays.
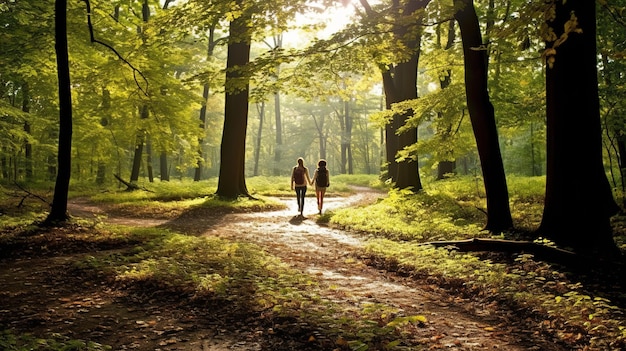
[[130, 1, 150, 183], [22, 82, 33, 180], [273, 35, 284, 176], [160, 151, 169, 181], [380, 0, 429, 191], [454, 0, 513, 232], [436, 21, 457, 180], [538, 0, 619, 254], [45, 0, 72, 224], [195, 24, 221, 181], [216, 5, 252, 199], [253, 102, 264, 176]]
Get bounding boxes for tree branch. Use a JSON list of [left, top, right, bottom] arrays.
[[83, 0, 149, 96]]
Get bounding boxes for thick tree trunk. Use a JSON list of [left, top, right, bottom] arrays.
[[216, 6, 251, 199], [45, 0, 72, 224], [454, 0, 513, 232], [380, 0, 429, 191], [538, 0, 619, 254]]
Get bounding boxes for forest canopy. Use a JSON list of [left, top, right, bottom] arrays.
[[1, 0, 626, 252]]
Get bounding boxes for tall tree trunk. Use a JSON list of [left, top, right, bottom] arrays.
[[130, 133, 144, 182], [130, 0, 150, 184], [96, 87, 111, 185], [216, 5, 251, 199], [380, 0, 428, 191], [312, 114, 326, 160], [160, 151, 169, 181], [146, 138, 154, 182], [194, 24, 221, 181], [130, 105, 148, 182], [274, 91, 283, 175], [194, 78, 210, 182], [45, 0, 72, 224], [253, 102, 264, 176], [22, 82, 33, 180], [538, 0, 619, 254], [271, 35, 284, 176], [436, 20, 457, 180], [454, 0, 513, 232], [345, 100, 354, 174]]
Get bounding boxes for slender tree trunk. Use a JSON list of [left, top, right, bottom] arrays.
[[346, 100, 354, 174], [130, 132, 144, 182], [538, 0, 619, 254], [312, 114, 326, 160], [253, 102, 264, 176], [130, 105, 148, 182], [195, 25, 221, 181], [146, 139, 154, 182], [216, 5, 251, 199], [454, 0, 513, 232], [273, 35, 284, 176], [274, 91, 283, 175], [45, 0, 72, 224], [130, 0, 150, 184], [436, 21, 457, 180], [159, 151, 169, 181], [22, 82, 33, 180], [194, 79, 210, 181]]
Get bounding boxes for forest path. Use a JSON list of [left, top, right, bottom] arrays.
[[0, 189, 563, 351]]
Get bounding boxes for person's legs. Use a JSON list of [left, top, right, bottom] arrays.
[[300, 186, 307, 214], [315, 188, 321, 211], [296, 186, 306, 214], [318, 188, 326, 214]]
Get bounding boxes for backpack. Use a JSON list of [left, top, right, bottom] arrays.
[[316, 168, 329, 187], [293, 167, 304, 184]]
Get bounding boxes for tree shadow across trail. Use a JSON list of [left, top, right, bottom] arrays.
[[0, 188, 572, 350], [166, 189, 567, 351]]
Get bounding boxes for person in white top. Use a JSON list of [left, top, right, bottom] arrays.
[[291, 157, 312, 216]]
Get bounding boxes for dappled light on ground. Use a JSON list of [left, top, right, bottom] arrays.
[[0, 189, 569, 350]]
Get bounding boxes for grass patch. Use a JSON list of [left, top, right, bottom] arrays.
[[331, 175, 547, 241]]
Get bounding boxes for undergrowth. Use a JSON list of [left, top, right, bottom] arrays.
[[74, 226, 425, 349], [328, 175, 626, 350], [361, 239, 626, 350], [3, 175, 626, 350]]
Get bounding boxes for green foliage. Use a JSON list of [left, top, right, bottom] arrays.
[[332, 175, 547, 240], [331, 181, 486, 241], [362, 240, 626, 349], [0, 330, 110, 351]]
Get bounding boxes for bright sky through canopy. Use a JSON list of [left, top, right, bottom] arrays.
[[283, 1, 356, 48]]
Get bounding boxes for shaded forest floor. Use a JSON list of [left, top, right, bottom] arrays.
[[0, 189, 607, 350]]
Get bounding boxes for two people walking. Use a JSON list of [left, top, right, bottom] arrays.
[[291, 157, 330, 216]]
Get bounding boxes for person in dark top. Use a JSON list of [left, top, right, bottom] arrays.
[[310, 159, 330, 215]]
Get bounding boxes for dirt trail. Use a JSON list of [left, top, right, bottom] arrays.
[[0, 190, 562, 350], [175, 191, 545, 351]]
